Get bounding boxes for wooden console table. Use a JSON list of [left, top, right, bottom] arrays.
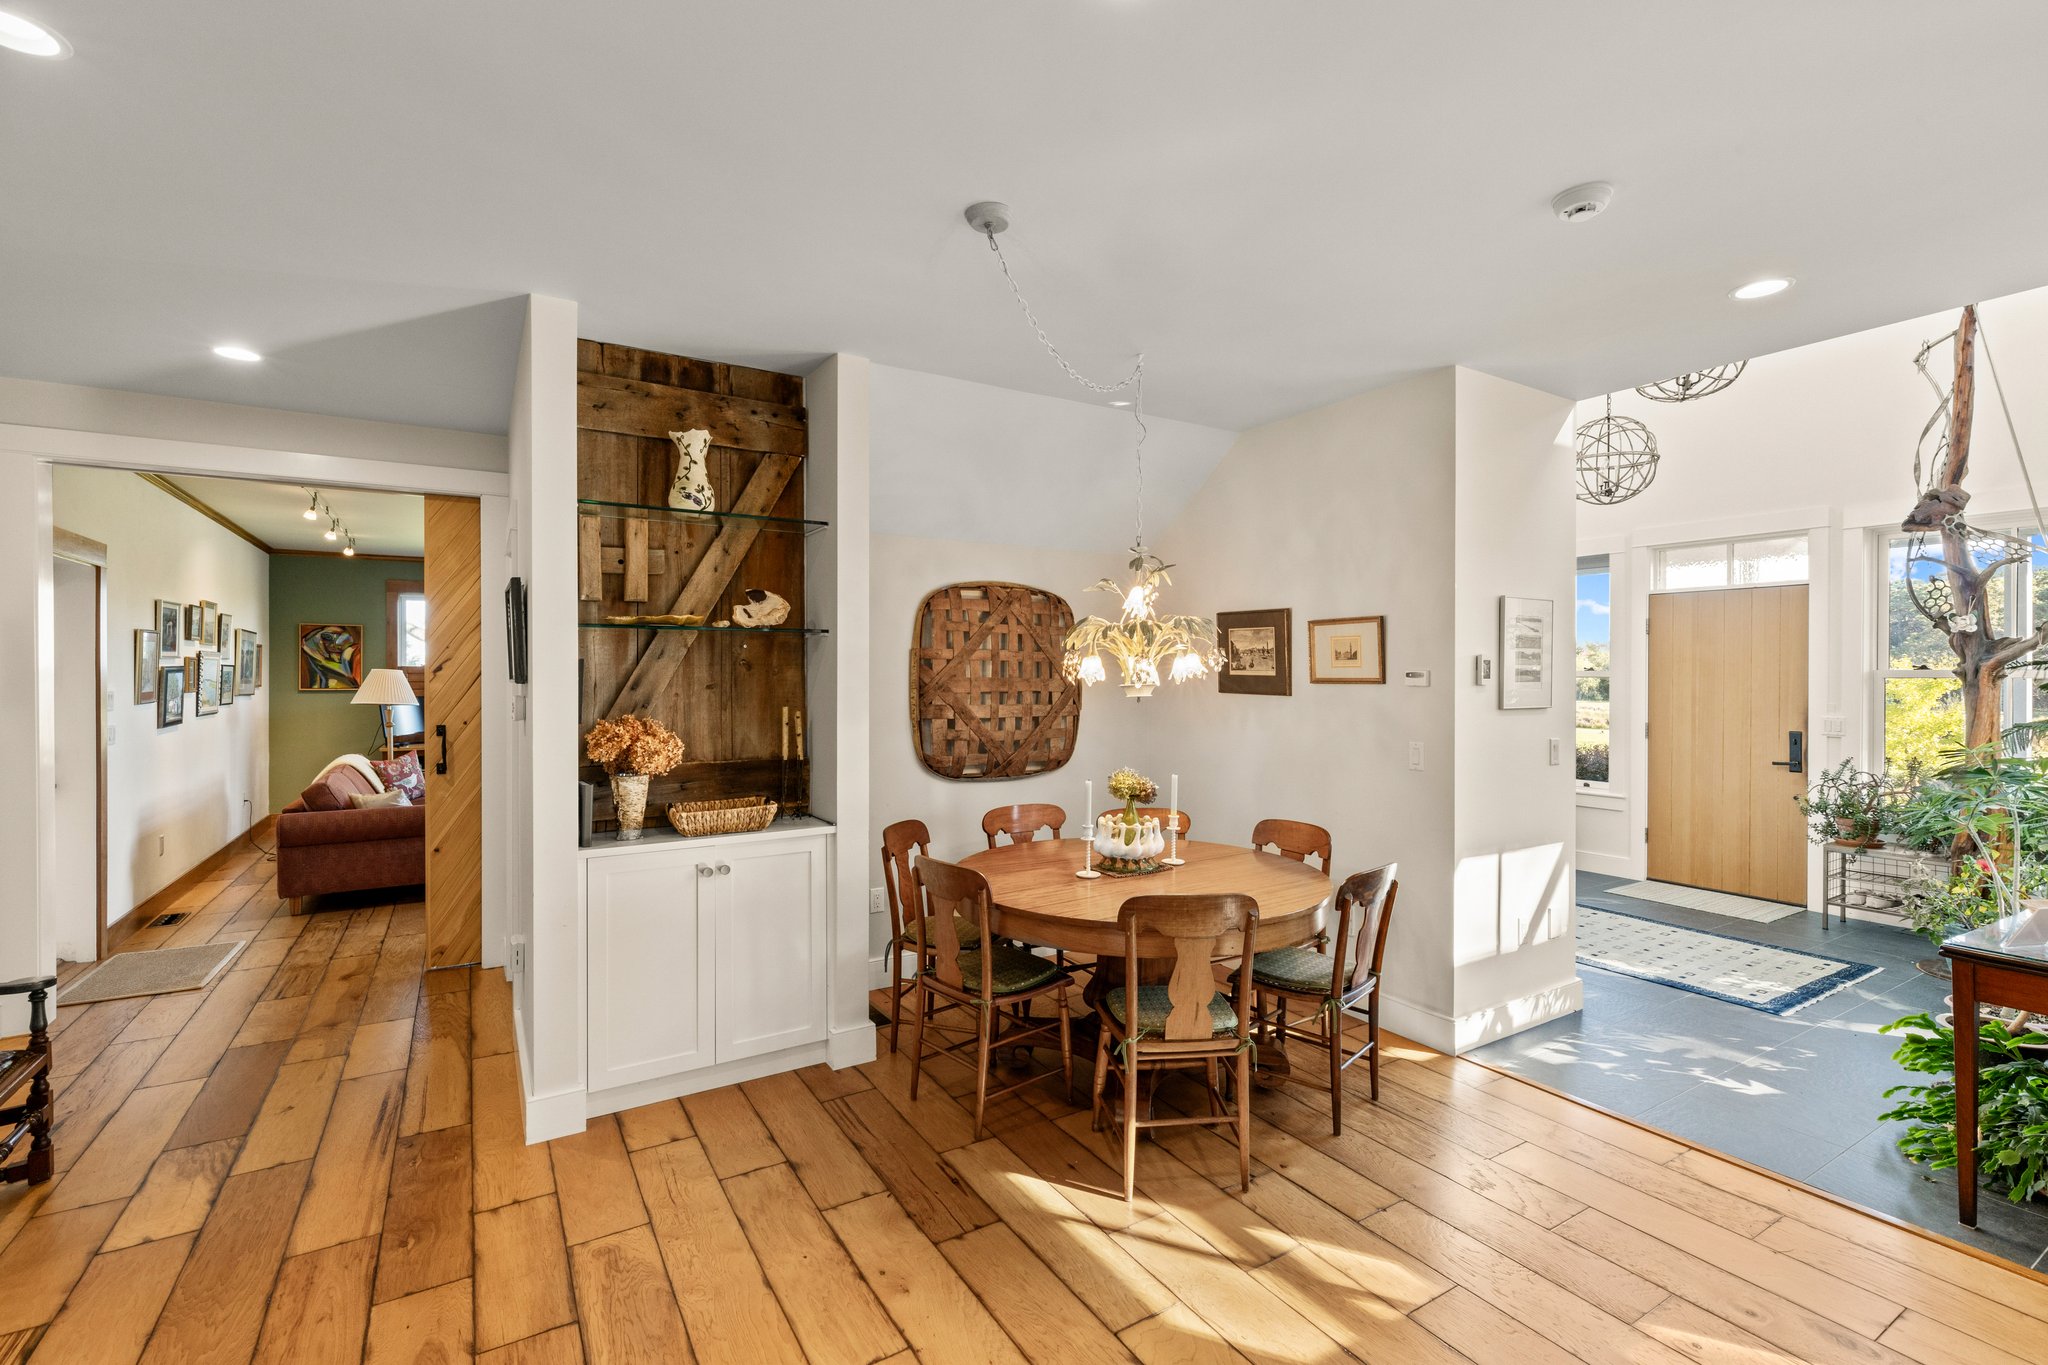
[[1940, 919, 2048, 1226]]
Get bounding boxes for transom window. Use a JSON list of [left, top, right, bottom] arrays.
[[1575, 556, 1611, 787], [1654, 535, 1808, 591]]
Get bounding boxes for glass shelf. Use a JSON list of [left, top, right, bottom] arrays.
[[576, 498, 827, 537], [579, 620, 827, 637]]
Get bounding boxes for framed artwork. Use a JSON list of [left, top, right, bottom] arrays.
[[1308, 616, 1386, 684], [218, 612, 232, 652], [1500, 596, 1555, 710], [156, 600, 181, 652], [256, 643, 266, 688], [185, 604, 203, 641], [219, 662, 237, 705], [199, 600, 220, 650], [157, 665, 185, 727], [235, 629, 260, 695], [193, 654, 221, 715], [1217, 608, 1292, 696], [135, 629, 159, 703], [505, 578, 529, 684], [298, 623, 364, 691]]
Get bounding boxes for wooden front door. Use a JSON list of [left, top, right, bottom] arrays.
[[424, 494, 484, 968], [1648, 585, 1809, 904]]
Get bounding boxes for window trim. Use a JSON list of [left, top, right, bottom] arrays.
[[385, 578, 425, 694], [1652, 534, 1810, 593]]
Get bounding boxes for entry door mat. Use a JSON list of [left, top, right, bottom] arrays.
[[57, 941, 244, 1006], [1611, 880, 1804, 924], [1576, 906, 1879, 1016]]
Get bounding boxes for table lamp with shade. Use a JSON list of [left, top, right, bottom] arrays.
[[352, 668, 419, 761]]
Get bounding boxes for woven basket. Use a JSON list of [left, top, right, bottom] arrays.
[[666, 795, 778, 838]]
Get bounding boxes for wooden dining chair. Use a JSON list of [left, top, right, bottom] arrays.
[[1134, 807, 1192, 838], [1092, 894, 1260, 1202], [1251, 818, 1332, 870], [909, 857, 1074, 1139], [0, 974, 58, 1186], [1250, 864, 1397, 1135], [982, 803, 1067, 848], [880, 819, 978, 1052]]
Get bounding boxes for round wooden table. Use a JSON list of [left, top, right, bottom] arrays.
[[960, 838, 1333, 961]]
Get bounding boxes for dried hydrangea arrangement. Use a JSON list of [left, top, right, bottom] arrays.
[[583, 714, 687, 777]]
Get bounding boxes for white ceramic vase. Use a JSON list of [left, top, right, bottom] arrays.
[[1095, 812, 1165, 864]]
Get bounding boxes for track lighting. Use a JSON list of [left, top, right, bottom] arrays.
[[303, 490, 320, 521]]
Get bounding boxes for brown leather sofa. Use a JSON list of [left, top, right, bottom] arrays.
[[276, 761, 425, 912]]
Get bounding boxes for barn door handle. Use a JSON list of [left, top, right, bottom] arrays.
[[434, 724, 448, 776], [1769, 730, 1804, 774]]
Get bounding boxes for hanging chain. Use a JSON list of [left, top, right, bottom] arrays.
[[983, 229, 1151, 550]]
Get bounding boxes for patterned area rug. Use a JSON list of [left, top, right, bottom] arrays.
[[1576, 906, 1879, 1016], [1611, 880, 1804, 924], [57, 940, 244, 1005]]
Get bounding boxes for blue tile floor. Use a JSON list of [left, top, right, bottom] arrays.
[[1470, 871, 2048, 1269]]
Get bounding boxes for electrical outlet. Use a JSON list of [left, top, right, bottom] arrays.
[[509, 936, 527, 976], [157, 834, 165, 857], [1548, 737, 1562, 766], [1408, 741, 1425, 771], [870, 887, 886, 917]]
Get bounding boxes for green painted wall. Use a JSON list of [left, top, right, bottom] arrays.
[[267, 556, 423, 811]]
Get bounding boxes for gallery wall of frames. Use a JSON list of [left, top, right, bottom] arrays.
[[134, 596, 263, 726]]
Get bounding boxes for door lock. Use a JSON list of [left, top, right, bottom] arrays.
[[1769, 730, 1805, 775]]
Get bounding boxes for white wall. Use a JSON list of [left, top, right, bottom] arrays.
[[51, 557, 99, 960], [0, 461, 53, 1032], [1573, 284, 2048, 891], [53, 466, 271, 932]]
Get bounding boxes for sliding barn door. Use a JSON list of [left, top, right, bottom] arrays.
[[1648, 585, 1809, 904], [424, 495, 484, 968]]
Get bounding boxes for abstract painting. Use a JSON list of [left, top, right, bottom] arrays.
[[298, 623, 364, 691]]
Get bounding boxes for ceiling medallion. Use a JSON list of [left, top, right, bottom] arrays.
[[1636, 361, 1746, 403], [1575, 395, 1660, 506], [964, 202, 1222, 698]]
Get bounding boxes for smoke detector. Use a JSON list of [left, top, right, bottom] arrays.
[[1551, 181, 1615, 223]]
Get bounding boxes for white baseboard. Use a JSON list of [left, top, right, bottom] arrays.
[[513, 1004, 587, 1142], [1377, 974, 1586, 1055], [1576, 850, 1637, 880]]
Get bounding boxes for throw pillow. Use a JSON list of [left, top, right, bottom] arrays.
[[348, 789, 412, 809], [369, 753, 427, 805]]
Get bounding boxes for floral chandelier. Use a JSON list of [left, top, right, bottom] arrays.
[[965, 201, 1222, 698]]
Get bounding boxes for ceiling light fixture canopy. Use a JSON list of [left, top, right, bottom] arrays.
[[1574, 394, 1660, 505], [964, 201, 1222, 698], [0, 9, 69, 57], [1636, 360, 1746, 402]]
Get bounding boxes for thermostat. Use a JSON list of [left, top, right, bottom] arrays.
[[1404, 670, 1431, 687]]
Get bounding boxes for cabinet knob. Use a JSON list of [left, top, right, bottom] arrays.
[[716, 863, 732, 876], [697, 864, 713, 878]]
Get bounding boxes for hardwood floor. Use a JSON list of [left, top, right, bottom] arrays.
[[7, 839, 2048, 1363]]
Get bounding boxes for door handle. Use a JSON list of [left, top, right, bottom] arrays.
[[434, 724, 448, 776], [1769, 730, 1804, 774]]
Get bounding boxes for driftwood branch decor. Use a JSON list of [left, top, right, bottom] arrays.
[[911, 583, 1080, 780]]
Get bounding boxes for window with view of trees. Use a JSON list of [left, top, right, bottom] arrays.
[[1881, 531, 2047, 774], [1576, 558, 1610, 785]]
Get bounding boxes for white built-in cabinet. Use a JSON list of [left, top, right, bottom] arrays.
[[585, 826, 831, 1095]]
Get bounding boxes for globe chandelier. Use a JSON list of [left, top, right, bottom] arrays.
[[965, 201, 1222, 698], [1635, 361, 1745, 402], [1574, 394, 1661, 506]]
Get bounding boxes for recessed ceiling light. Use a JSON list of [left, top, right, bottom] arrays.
[[0, 10, 70, 58], [212, 344, 262, 362], [1109, 400, 1132, 407], [1730, 278, 1793, 301]]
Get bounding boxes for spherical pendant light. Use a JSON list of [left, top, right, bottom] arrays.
[[1636, 361, 1745, 402], [1575, 395, 1660, 505]]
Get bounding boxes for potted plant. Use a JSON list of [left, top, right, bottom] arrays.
[[1880, 1012, 2048, 1206], [584, 715, 686, 840], [1795, 759, 1897, 848], [1900, 860, 2048, 949], [1891, 749, 2048, 865]]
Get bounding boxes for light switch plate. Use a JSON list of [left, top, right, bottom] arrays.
[[1408, 741, 1425, 771], [1404, 670, 1431, 687], [1473, 656, 1493, 685], [1821, 716, 1846, 737]]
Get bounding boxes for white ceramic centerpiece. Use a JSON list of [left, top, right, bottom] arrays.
[[1097, 766, 1166, 875]]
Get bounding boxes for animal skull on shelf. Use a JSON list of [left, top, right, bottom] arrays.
[[667, 428, 714, 512], [732, 589, 790, 628]]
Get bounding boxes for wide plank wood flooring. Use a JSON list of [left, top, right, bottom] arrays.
[[5, 836, 2047, 1362]]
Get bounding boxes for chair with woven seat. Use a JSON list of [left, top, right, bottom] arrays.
[[1134, 807, 1192, 838], [880, 819, 981, 1053], [1091, 894, 1260, 1202], [0, 975, 57, 1186], [1250, 864, 1396, 1135], [1251, 818, 1331, 870], [982, 803, 1066, 848], [909, 856, 1074, 1139]]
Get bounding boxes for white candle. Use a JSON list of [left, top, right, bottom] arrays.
[[1170, 773, 1180, 856]]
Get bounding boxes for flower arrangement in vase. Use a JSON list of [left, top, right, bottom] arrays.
[[1095, 767, 1166, 875], [584, 715, 686, 840]]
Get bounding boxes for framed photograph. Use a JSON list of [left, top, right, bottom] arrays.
[[135, 629, 159, 703], [199, 600, 220, 650], [1500, 596, 1555, 710], [218, 612, 232, 651], [235, 629, 260, 695], [157, 665, 185, 727], [219, 662, 237, 705], [156, 600, 181, 653], [506, 577, 529, 685], [1217, 608, 1292, 696], [1308, 616, 1386, 684], [184, 603, 203, 641], [298, 622, 364, 691], [193, 654, 221, 715]]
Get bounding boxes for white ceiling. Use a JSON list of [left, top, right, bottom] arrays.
[[167, 475, 424, 556], [4, 3, 2048, 435]]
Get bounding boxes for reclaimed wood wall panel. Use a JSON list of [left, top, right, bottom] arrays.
[[577, 342, 809, 825], [910, 583, 1080, 781]]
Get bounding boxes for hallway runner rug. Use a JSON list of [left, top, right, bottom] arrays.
[[1610, 880, 1804, 924], [57, 940, 244, 1005], [1575, 906, 1879, 1016]]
